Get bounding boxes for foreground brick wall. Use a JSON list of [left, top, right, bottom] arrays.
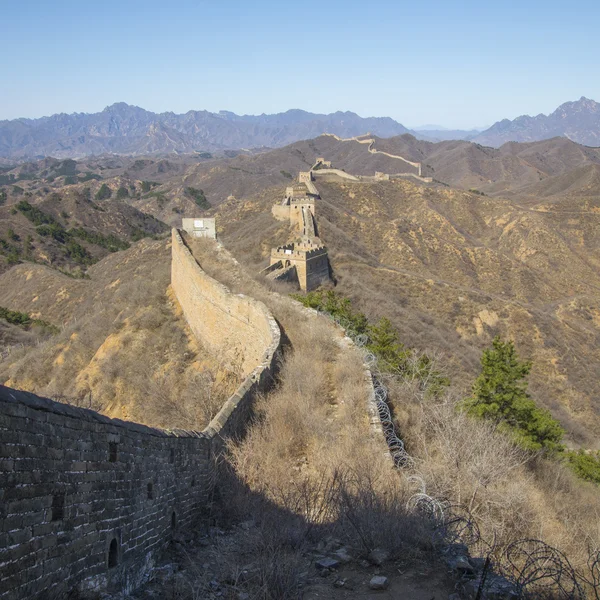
[[0, 387, 212, 599], [0, 231, 281, 599]]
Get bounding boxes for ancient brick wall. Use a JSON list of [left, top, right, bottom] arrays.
[[172, 229, 278, 377], [0, 386, 212, 600], [0, 231, 281, 599], [304, 250, 330, 291]]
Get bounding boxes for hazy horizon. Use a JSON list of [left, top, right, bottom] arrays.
[[3, 0, 599, 129]]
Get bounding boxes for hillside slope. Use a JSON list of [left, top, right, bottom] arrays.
[[0, 239, 238, 429], [214, 177, 600, 445], [0, 187, 168, 275]]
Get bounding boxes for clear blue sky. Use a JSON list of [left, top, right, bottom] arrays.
[[2, 0, 598, 128]]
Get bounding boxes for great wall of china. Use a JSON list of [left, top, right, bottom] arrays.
[[319, 134, 433, 183], [0, 230, 281, 600], [0, 149, 430, 598], [265, 141, 431, 291], [266, 171, 330, 291]]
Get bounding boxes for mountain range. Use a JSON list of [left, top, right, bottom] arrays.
[[1, 97, 599, 160], [0, 104, 410, 160], [471, 97, 600, 147]]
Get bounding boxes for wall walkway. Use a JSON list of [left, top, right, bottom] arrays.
[[322, 133, 423, 175]]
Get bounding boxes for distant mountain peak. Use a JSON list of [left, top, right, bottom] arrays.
[[554, 96, 599, 114], [103, 102, 134, 111], [473, 97, 600, 148]]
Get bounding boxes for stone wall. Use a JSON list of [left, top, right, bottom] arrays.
[[299, 248, 330, 291], [0, 231, 281, 599], [298, 172, 320, 196], [311, 168, 361, 181], [271, 202, 291, 222], [320, 133, 423, 176], [0, 386, 212, 600], [172, 229, 278, 377]]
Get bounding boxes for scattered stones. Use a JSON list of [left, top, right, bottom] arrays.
[[446, 554, 475, 576], [324, 536, 342, 552], [315, 557, 339, 570], [470, 557, 487, 571], [333, 576, 357, 590], [334, 547, 352, 563], [369, 575, 389, 590], [368, 548, 390, 566], [463, 574, 519, 600]]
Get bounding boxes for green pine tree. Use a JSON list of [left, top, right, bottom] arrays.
[[464, 336, 564, 452], [367, 317, 410, 373]]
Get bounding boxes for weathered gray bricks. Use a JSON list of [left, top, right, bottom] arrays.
[[0, 229, 281, 599]]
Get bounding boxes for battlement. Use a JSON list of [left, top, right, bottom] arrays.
[[271, 243, 327, 261], [285, 184, 308, 198], [290, 196, 314, 205], [313, 157, 332, 169]]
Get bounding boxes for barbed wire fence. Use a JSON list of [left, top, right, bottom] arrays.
[[323, 309, 600, 599]]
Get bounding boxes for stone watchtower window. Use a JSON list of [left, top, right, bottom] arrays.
[[51, 492, 65, 521], [109, 442, 118, 462]]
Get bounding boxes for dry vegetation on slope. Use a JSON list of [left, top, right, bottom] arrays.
[[4, 135, 600, 595], [172, 238, 457, 599], [0, 186, 168, 276], [0, 238, 238, 429], [213, 177, 600, 446], [184, 236, 600, 597]]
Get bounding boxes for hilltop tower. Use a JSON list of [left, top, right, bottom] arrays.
[[264, 170, 330, 291]]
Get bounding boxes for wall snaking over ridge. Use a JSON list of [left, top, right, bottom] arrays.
[[0, 231, 281, 600], [172, 229, 278, 377]]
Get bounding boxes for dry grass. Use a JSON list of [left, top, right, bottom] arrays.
[[176, 239, 443, 597], [389, 372, 600, 572], [203, 195, 600, 580], [224, 307, 436, 569], [0, 240, 239, 430]]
